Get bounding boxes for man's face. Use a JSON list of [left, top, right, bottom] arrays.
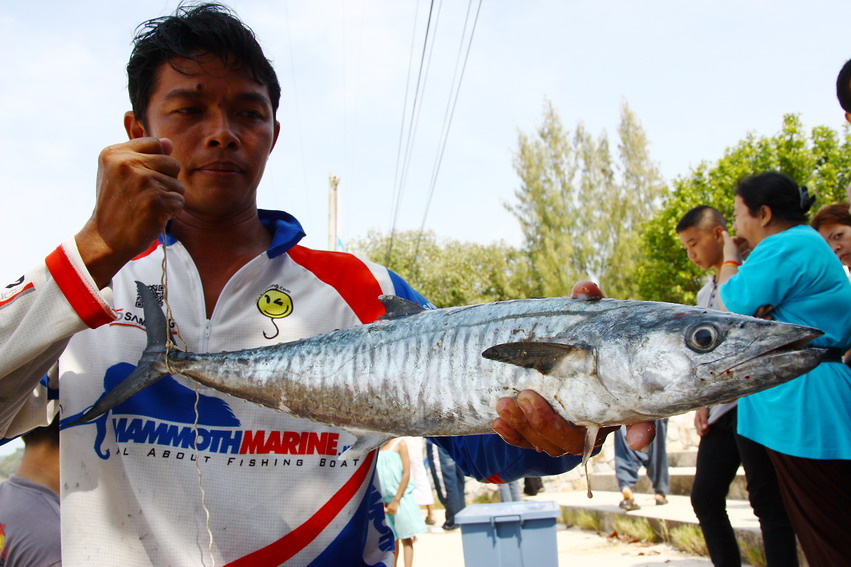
[[817, 222, 851, 267], [678, 225, 723, 271], [125, 55, 280, 220]]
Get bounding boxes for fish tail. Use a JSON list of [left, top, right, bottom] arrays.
[[71, 281, 172, 425]]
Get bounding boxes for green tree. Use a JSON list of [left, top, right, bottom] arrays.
[[508, 100, 666, 299], [637, 114, 851, 304], [350, 230, 532, 307], [0, 448, 22, 479]]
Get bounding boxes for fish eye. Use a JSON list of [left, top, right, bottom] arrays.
[[686, 323, 720, 352]]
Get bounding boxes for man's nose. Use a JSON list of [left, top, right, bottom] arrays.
[[205, 112, 239, 148]]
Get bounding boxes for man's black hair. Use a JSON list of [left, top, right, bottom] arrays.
[[21, 416, 60, 448], [676, 205, 726, 233], [735, 172, 816, 224], [127, 2, 281, 128], [837, 58, 851, 113]]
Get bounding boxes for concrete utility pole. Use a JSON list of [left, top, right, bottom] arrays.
[[328, 174, 340, 251]]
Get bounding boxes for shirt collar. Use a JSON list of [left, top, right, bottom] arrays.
[[160, 209, 306, 259]]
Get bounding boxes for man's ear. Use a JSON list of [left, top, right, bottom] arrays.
[[270, 120, 281, 153], [712, 225, 725, 241], [845, 112, 851, 125], [758, 205, 774, 228], [124, 111, 147, 140]]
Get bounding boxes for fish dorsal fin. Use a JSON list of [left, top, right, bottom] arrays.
[[482, 341, 595, 375], [338, 430, 393, 460], [379, 295, 426, 320]]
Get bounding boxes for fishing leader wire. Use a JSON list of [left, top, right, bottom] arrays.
[[160, 232, 217, 567]]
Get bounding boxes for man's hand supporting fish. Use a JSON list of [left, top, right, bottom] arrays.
[[492, 281, 656, 457]]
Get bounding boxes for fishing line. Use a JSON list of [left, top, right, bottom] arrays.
[[160, 233, 216, 567]]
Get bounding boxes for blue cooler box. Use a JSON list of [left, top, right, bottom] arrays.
[[454, 500, 559, 567]]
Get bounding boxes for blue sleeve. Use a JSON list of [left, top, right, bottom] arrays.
[[429, 434, 585, 483], [387, 270, 434, 308]]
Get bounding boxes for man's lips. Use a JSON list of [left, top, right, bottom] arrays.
[[194, 161, 245, 174]]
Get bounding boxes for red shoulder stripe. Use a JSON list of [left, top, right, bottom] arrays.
[[287, 246, 386, 324], [224, 450, 377, 566], [45, 245, 115, 329], [131, 240, 161, 261]]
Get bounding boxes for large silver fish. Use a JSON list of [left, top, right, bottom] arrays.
[[77, 281, 826, 466]]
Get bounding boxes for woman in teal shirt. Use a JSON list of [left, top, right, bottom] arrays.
[[718, 171, 851, 566]]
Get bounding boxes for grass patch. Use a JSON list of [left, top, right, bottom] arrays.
[[563, 509, 604, 532], [611, 516, 659, 543], [741, 540, 766, 567], [669, 524, 708, 556], [472, 490, 500, 505]]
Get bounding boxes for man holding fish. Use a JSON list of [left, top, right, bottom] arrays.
[[0, 4, 656, 565]]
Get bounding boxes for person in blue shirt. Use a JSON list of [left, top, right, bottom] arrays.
[[718, 171, 851, 567]]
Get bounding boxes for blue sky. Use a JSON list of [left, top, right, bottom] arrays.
[[1, 0, 850, 453]]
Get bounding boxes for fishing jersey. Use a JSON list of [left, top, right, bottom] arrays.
[[0, 210, 582, 567]]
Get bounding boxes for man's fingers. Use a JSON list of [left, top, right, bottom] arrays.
[[146, 153, 183, 181], [494, 397, 564, 456], [127, 136, 172, 156], [158, 137, 174, 155], [571, 280, 604, 300], [624, 421, 656, 451], [491, 416, 535, 451], [495, 392, 592, 457]]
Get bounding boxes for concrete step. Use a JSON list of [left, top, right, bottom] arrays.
[[588, 466, 749, 500], [531, 490, 808, 567], [667, 449, 698, 467]]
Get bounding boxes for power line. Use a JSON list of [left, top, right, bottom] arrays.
[[386, 0, 437, 265], [412, 0, 483, 268]]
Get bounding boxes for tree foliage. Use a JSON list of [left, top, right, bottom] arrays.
[[637, 115, 851, 304], [350, 230, 532, 307], [0, 448, 22, 480], [508, 100, 666, 299]]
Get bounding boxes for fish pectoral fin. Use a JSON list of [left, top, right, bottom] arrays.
[[338, 430, 393, 461], [378, 295, 427, 320], [482, 341, 595, 375]]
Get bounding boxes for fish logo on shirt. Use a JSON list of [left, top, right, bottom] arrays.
[[62, 363, 241, 459]]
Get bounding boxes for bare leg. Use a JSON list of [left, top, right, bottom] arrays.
[[400, 538, 414, 567]]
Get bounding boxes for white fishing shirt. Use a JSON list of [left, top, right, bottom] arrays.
[[0, 210, 426, 566]]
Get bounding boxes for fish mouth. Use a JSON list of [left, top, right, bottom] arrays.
[[721, 326, 826, 374]]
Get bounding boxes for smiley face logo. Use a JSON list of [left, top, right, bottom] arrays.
[[257, 288, 293, 339], [258, 289, 293, 319]]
